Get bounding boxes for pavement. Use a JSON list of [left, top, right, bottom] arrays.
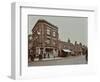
[[32, 57, 63, 61], [28, 55, 87, 66]]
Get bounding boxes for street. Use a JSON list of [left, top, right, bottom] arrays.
[[28, 55, 87, 66]]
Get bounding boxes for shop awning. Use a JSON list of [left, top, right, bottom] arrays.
[[62, 49, 71, 52]]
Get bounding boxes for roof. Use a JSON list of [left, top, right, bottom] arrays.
[[59, 40, 74, 46], [32, 19, 58, 32]]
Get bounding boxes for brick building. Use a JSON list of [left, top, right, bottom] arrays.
[[31, 19, 59, 58]]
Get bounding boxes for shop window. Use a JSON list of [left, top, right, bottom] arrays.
[[53, 31, 56, 37]]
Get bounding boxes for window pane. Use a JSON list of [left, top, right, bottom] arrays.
[[53, 31, 56, 37], [47, 28, 50, 35], [46, 39, 50, 44]]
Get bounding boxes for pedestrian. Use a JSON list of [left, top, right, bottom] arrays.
[[44, 53, 46, 58], [39, 54, 42, 61], [48, 53, 50, 58], [85, 49, 88, 62], [31, 55, 34, 62]]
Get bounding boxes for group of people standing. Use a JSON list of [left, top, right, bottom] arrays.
[[28, 48, 88, 63]]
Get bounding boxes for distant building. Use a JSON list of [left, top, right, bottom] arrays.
[[31, 19, 59, 58], [59, 39, 73, 56], [59, 39, 83, 56], [73, 41, 83, 55], [28, 35, 34, 62], [28, 34, 33, 49]]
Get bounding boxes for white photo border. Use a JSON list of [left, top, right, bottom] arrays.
[[11, 2, 97, 80]]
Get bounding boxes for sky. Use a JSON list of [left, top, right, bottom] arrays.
[[28, 15, 88, 46]]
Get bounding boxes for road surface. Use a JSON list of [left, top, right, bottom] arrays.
[[28, 55, 87, 66]]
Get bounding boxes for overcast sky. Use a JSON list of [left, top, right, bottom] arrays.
[[28, 15, 88, 46]]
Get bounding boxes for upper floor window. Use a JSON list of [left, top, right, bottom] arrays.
[[63, 45, 66, 48], [37, 31, 41, 35], [53, 31, 56, 37], [29, 36, 32, 40], [46, 39, 50, 44], [47, 28, 50, 35]]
